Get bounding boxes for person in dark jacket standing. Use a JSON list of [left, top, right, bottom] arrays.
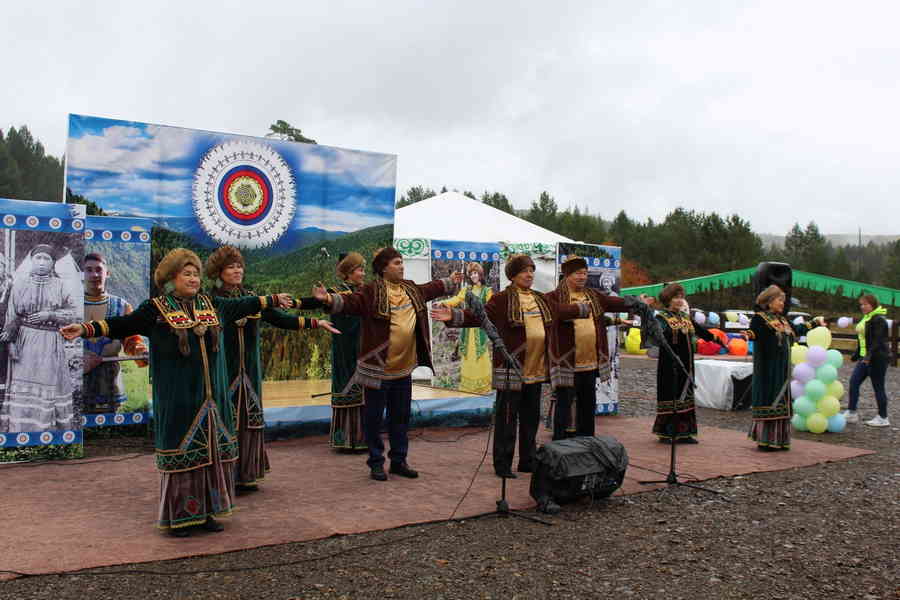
[[842, 293, 891, 427]]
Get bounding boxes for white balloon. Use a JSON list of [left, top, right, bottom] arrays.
[[694, 312, 706, 325], [837, 316, 852, 329], [793, 316, 804, 326]]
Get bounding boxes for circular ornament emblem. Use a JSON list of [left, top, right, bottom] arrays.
[[16, 433, 30, 445], [26, 216, 38, 228], [139, 232, 150, 242], [95, 414, 106, 425], [80, 416, 88, 426], [3, 215, 15, 226], [0, 434, 6, 446], [84, 230, 95, 240], [49, 218, 62, 229], [72, 219, 84, 231], [62, 431, 76, 443], [192, 141, 296, 249], [114, 414, 125, 424], [101, 231, 112, 241], [40, 432, 53, 444], [133, 413, 144, 423], [120, 231, 132, 241]]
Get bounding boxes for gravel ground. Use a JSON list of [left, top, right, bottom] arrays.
[[4, 359, 898, 600]]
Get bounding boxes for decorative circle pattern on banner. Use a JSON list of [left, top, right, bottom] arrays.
[[95, 414, 106, 426], [17, 433, 29, 445], [139, 231, 150, 242], [40, 432, 53, 444], [49, 217, 61, 229], [0, 434, 6, 445], [192, 141, 297, 249], [84, 230, 94, 240], [133, 413, 144, 423], [62, 431, 76, 443], [101, 230, 112, 241], [120, 231, 131, 241], [26, 216, 38, 228], [114, 414, 125, 424]]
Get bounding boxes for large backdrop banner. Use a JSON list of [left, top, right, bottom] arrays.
[[0, 198, 85, 462], [82, 216, 152, 428], [429, 240, 501, 394], [558, 242, 623, 414], [66, 114, 397, 406]]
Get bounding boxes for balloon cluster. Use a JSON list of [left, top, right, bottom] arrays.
[[790, 326, 845, 434]]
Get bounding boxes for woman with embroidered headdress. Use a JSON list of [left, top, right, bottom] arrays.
[[61, 248, 295, 536], [205, 246, 340, 491], [652, 283, 723, 444], [743, 284, 817, 450], [325, 252, 367, 451], [439, 262, 493, 395], [0, 245, 77, 432]]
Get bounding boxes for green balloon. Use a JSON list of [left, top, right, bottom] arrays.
[[805, 379, 826, 401], [816, 364, 838, 384], [806, 412, 828, 434], [791, 413, 808, 431], [793, 395, 816, 416], [826, 349, 844, 369]]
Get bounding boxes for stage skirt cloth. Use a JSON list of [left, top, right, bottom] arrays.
[[748, 416, 791, 449], [158, 432, 236, 530], [330, 388, 367, 450]]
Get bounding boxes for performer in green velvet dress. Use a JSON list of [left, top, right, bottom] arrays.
[[204, 246, 339, 491], [744, 284, 813, 451], [326, 252, 367, 450], [61, 249, 295, 536]]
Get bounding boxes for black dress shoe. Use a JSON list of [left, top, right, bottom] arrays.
[[201, 517, 224, 532], [169, 527, 190, 538], [677, 437, 699, 444], [389, 462, 419, 478], [658, 437, 673, 444], [370, 465, 388, 481], [517, 464, 534, 473], [495, 469, 517, 479], [236, 483, 260, 494]]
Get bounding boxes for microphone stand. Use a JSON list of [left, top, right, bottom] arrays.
[[463, 289, 551, 525], [637, 313, 722, 495]]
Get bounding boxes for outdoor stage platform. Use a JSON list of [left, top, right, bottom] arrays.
[[0, 417, 872, 580]]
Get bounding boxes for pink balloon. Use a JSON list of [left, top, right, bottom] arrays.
[[806, 345, 828, 368], [792, 362, 816, 383], [791, 379, 805, 399]]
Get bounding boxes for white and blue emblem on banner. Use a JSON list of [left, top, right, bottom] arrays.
[[193, 141, 297, 249]]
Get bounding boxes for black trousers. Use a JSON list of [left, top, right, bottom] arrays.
[[553, 371, 598, 441], [493, 382, 542, 474]]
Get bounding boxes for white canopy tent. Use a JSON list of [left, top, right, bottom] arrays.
[[393, 192, 575, 244]]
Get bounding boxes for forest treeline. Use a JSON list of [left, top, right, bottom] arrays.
[[397, 185, 900, 289]]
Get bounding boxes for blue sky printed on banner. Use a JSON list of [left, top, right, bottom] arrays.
[[65, 114, 397, 246], [431, 239, 501, 263]]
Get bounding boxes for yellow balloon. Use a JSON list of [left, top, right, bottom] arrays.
[[806, 412, 828, 434], [826, 380, 844, 400], [725, 311, 738, 322], [806, 326, 832, 349], [625, 328, 647, 354], [790, 344, 808, 366], [817, 395, 840, 417]]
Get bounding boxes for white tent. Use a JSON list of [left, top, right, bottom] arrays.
[[393, 192, 575, 243]]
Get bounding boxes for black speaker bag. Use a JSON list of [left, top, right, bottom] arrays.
[[529, 435, 628, 505]]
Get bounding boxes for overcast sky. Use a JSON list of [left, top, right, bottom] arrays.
[[4, 1, 900, 235]]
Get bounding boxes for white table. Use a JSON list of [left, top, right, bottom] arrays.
[[694, 359, 753, 410]]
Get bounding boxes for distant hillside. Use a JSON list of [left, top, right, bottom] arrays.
[[760, 233, 900, 248]]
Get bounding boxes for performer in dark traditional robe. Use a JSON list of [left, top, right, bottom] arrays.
[[204, 246, 339, 491], [61, 248, 295, 536], [652, 283, 722, 443], [1, 245, 77, 432], [432, 254, 584, 478], [82, 252, 147, 414], [545, 256, 644, 440], [326, 252, 367, 451], [743, 284, 809, 451], [313, 247, 461, 481]]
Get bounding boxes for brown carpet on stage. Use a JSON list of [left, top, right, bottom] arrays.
[[0, 417, 873, 579]]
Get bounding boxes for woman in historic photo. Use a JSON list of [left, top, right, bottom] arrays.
[[439, 262, 493, 394], [0, 245, 77, 432]]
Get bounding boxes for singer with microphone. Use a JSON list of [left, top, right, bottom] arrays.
[[431, 254, 586, 479]]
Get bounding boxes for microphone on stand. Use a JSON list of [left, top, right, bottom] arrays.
[[465, 288, 523, 380]]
